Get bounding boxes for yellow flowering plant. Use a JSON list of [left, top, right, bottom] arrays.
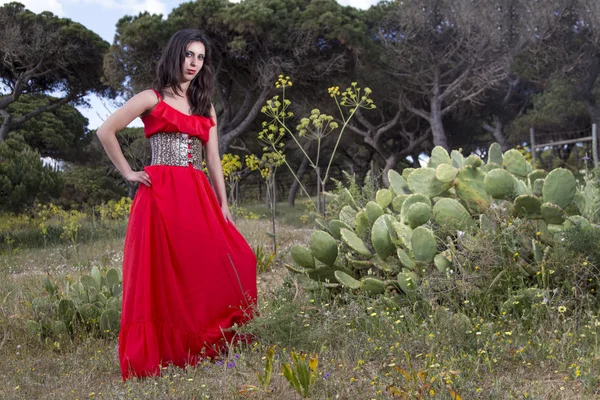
[[258, 75, 375, 214]]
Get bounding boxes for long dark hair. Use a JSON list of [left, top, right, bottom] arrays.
[[155, 29, 214, 118]]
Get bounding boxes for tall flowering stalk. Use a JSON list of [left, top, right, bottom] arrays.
[[221, 153, 244, 220], [246, 152, 285, 252], [259, 76, 375, 214]]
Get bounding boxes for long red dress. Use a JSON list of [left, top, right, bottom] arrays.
[[118, 90, 257, 380]]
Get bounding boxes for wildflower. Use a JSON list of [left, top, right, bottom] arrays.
[[558, 306, 567, 313], [227, 361, 236, 369], [324, 372, 331, 379]]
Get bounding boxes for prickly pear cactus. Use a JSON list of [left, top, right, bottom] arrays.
[[288, 142, 589, 302]]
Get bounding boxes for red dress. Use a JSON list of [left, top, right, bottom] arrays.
[[118, 90, 257, 380]]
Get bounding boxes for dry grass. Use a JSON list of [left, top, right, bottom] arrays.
[[1, 218, 600, 399]]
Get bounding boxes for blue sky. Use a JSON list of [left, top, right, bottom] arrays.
[[2, 0, 377, 129]]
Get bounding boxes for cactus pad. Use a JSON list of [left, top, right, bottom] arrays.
[[408, 168, 452, 198], [407, 202, 432, 229], [483, 169, 515, 199], [454, 167, 492, 213], [411, 226, 437, 263], [432, 198, 474, 231], [366, 201, 384, 223], [434, 253, 452, 273], [401, 194, 432, 222], [514, 195, 542, 218], [376, 188, 393, 209], [328, 219, 352, 240], [388, 170, 412, 195], [291, 245, 316, 269], [341, 228, 373, 258], [334, 270, 363, 289], [428, 146, 452, 168], [371, 215, 395, 259], [502, 149, 528, 177], [451, 150, 465, 168], [488, 143, 503, 165], [436, 164, 458, 183], [339, 205, 357, 226], [310, 231, 338, 266], [542, 168, 576, 209]]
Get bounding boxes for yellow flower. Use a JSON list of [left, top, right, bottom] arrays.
[[558, 306, 567, 313]]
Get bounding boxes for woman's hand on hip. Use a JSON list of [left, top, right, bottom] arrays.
[[125, 170, 152, 187]]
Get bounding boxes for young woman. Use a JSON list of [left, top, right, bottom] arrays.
[[96, 29, 257, 380]]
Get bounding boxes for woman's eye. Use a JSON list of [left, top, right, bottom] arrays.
[[198, 55, 205, 61], [186, 52, 192, 57]]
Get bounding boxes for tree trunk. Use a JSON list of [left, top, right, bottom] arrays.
[[491, 116, 510, 151], [382, 153, 400, 188], [287, 156, 310, 206], [0, 114, 12, 141], [430, 100, 448, 149]]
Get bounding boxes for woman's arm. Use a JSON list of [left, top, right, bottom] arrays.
[[204, 104, 233, 222], [96, 89, 158, 187]]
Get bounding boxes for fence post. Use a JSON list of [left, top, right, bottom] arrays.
[[530, 127, 536, 166], [593, 123, 598, 168]]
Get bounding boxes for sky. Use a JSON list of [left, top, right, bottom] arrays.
[[2, 0, 379, 129]]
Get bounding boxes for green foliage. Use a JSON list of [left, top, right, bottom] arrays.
[[289, 143, 598, 313], [281, 351, 318, 398], [0, 134, 62, 213], [7, 95, 90, 162], [26, 266, 123, 340]]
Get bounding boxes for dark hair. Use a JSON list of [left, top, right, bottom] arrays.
[[155, 29, 214, 117]]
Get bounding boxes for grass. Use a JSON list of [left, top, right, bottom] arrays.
[[1, 212, 600, 399]]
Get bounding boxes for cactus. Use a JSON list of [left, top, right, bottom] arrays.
[[392, 221, 413, 249], [354, 210, 370, 236], [454, 167, 492, 213], [338, 188, 359, 210], [402, 168, 416, 180], [329, 219, 353, 240], [310, 231, 338, 266], [366, 201, 384, 223], [397, 272, 417, 297], [376, 189, 393, 209], [434, 253, 452, 273], [392, 194, 410, 213], [451, 150, 465, 168], [514, 195, 542, 218], [407, 202, 432, 229], [542, 168, 576, 209], [397, 248, 416, 271], [407, 168, 452, 198], [436, 164, 458, 183], [488, 143, 503, 165], [484, 169, 515, 199], [334, 270, 362, 289], [291, 245, 316, 269], [432, 198, 474, 231], [428, 146, 452, 168], [371, 215, 395, 259], [388, 170, 412, 195], [362, 277, 386, 295], [340, 228, 373, 258], [503, 149, 528, 177], [99, 309, 120, 335], [465, 154, 483, 168], [541, 203, 564, 225], [339, 205, 357, 227], [528, 170, 547, 186], [514, 177, 531, 196], [533, 179, 544, 197], [411, 226, 437, 264], [401, 194, 431, 223]]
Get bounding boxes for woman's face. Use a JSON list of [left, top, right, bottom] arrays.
[[182, 41, 205, 83]]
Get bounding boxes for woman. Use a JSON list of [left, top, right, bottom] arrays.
[[96, 29, 257, 380]]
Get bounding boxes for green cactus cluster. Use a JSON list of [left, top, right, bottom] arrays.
[[26, 266, 122, 340], [288, 143, 592, 299]]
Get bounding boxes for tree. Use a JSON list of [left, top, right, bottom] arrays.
[[0, 2, 110, 141], [0, 133, 62, 213], [375, 0, 536, 149], [7, 94, 91, 162], [104, 0, 365, 154]]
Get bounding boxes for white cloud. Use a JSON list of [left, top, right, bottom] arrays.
[[0, 0, 65, 15], [0, 0, 169, 17]]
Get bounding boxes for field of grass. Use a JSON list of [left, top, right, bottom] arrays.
[[1, 204, 600, 399]]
